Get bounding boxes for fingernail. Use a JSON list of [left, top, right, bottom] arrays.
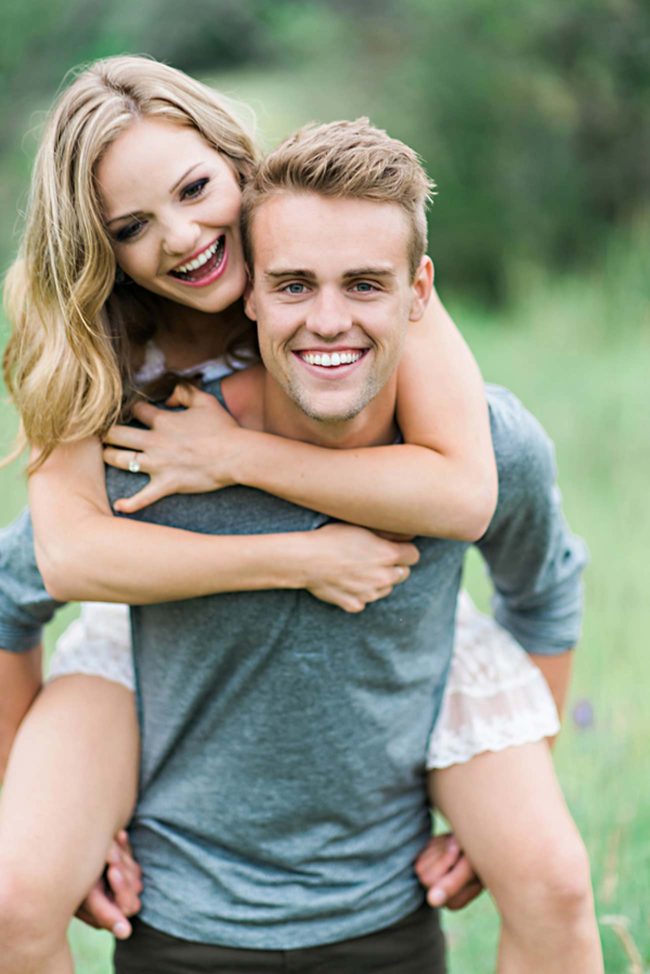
[[447, 837, 459, 854], [113, 921, 132, 940], [428, 887, 446, 907]]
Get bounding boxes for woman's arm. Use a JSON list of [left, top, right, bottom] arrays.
[[29, 438, 418, 609], [106, 288, 497, 540], [241, 288, 496, 538], [0, 648, 42, 780]]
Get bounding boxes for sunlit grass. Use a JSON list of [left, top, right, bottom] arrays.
[[445, 236, 650, 973]]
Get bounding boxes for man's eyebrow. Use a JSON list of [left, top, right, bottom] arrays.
[[342, 267, 396, 279], [263, 267, 397, 281], [264, 269, 318, 281], [106, 163, 204, 226]]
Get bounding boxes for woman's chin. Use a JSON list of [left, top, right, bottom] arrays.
[[148, 266, 247, 314]]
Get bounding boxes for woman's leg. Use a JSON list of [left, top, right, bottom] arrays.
[[0, 647, 42, 778], [0, 675, 139, 974], [426, 743, 603, 974]]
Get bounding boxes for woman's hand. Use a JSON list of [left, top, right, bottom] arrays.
[[103, 385, 245, 513], [305, 523, 420, 613]]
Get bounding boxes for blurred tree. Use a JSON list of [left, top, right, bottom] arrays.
[[318, 0, 650, 299], [1, 0, 648, 300]]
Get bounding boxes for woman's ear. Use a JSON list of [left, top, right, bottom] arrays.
[[408, 257, 434, 322]]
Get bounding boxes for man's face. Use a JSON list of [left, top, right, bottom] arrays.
[[245, 192, 432, 428]]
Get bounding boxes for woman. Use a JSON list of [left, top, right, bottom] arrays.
[[0, 56, 600, 973]]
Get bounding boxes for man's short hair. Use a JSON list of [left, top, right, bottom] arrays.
[[241, 118, 435, 280]]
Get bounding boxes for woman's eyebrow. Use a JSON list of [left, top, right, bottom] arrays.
[[106, 163, 205, 226], [106, 210, 140, 227], [169, 162, 203, 194]]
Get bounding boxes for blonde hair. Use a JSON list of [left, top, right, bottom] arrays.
[[3, 55, 259, 470], [242, 118, 435, 279]]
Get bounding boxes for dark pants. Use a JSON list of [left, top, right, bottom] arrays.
[[113, 904, 446, 973]]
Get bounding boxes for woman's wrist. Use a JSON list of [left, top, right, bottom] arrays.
[[192, 426, 258, 492], [267, 530, 315, 591], [227, 429, 279, 490]]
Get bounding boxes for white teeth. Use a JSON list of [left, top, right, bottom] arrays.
[[173, 239, 220, 275], [300, 350, 364, 367]]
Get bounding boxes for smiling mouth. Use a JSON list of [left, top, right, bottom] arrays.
[[169, 236, 225, 283], [297, 349, 367, 368]]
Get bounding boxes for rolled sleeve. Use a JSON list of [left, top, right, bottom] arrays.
[[0, 509, 61, 652], [477, 387, 588, 656]]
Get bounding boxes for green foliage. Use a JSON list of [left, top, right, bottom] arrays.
[[1, 0, 648, 298], [306, 0, 650, 299], [441, 231, 650, 971], [0, 10, 647, 968]]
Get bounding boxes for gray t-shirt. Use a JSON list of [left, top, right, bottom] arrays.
[[0, 385, 587, 948]]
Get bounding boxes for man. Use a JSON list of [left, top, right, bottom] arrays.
[[111, 120, 588, 969], [1, 121, 588, 972]]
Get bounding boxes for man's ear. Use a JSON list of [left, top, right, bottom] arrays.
[[243, 266, 257, 322], [408, 256, 434, 322]]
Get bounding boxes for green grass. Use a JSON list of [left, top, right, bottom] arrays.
[[444, 237, 650, 973], [1, 231, 648, 973]]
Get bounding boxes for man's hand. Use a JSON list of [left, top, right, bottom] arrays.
[[75, 831, 143, 940], [415, 832, 484, 910]]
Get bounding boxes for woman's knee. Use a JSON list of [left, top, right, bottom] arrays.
[[0, 864, 69, 964]]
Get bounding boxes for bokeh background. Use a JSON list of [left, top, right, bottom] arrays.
[[1, 1, 648, 970]]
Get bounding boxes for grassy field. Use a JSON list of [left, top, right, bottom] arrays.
[[441, 242, 650, 973], [0, 236, 647, 972]]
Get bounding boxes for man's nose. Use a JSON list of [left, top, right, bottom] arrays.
[[305, 289, 352, 339]]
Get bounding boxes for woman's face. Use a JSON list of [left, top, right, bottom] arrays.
[[97, 116, 247, 314]]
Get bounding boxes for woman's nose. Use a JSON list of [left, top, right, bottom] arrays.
[[161, 219, 201, 259]]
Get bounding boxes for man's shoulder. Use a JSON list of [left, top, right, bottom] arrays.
[[485, 384, 556, 499], [203, 365, 265, 426]]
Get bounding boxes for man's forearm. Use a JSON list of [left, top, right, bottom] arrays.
[[529, 649, 574, 744]]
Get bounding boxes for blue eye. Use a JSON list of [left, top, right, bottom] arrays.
[[353, 281, 376, 292], [283, 282, 307, 294], [182, 178, 209, 200]]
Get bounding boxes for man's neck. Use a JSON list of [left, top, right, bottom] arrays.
[[222, 366, 399, 449]]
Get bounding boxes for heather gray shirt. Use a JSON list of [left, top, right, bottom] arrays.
[[0, 385, 587, 948]]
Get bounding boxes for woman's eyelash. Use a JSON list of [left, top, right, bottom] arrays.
[[181, 178, 209, 200], [115, 220, 145, 243], [112, 178, 209, 242]]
